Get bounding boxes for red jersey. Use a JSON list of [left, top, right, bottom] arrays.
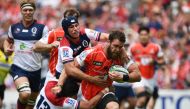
[[76, 45, 122, 100], [129, 42, 163, 79]]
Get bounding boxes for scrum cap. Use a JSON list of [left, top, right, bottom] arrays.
[[61, 16, 78, 38]]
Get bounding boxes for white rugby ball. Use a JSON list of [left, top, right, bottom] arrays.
[[109, 65, 129, 83]]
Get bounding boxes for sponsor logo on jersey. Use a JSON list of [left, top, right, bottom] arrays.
[[22, 29, 28, 32], [20, 43, 26, 50], [56, 37, 63, 41], [93, 61, 103, 66], [65, 98, 76, 106]]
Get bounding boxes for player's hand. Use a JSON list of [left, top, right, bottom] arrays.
[[90, 76, 108, 87], [51, 85, 62, 95], [51, 41, 60, 48], [4, 44, 14, 56], [108, 71, 123, 81], [101, 87, 109, 94]]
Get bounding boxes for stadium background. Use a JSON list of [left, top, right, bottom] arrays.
[[0, 0, 190, 109]]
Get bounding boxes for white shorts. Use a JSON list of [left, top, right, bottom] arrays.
[[132, 77, 157, 93]]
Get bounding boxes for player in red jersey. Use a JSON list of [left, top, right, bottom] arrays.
[[33, 8, 109, 86], [128, 26, 165, 109], [34, 16, 113, 108], [54, 31, 141, 109]]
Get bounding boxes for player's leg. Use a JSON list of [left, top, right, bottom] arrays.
[[146, 87, 159, 109], [134, 87, 150, 109], [26, 69, 41, 109], [10, 65, 34, 109], [15, 77, 31, 109], [0, 84, 6, 108], [96, 92, 119, 109], [114, 85, 137, 109]]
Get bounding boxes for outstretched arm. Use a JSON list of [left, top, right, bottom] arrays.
[[99, 32, 109, 42], [33, 40, 59, 53], [33, 30, 59, 53]]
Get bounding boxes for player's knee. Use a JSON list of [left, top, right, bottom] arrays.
[[136, 97, 147, 107], [19, 92, 31, 101], [106, 101, 119, 109], [17, 82, 31, 101]]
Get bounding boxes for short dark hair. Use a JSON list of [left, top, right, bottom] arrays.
[[109, 31, 126, 43], [63, 8, 80, 18], [138, 26, 150, 34]]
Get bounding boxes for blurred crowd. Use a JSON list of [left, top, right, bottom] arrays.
[[0, 0, 190, 89]]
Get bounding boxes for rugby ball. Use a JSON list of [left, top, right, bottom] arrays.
[[109, 65, 129, 83]]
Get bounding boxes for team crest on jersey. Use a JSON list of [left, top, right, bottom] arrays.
[[63, 48, 69, 57], [31, 27, 37, 36], [82, 40, 88, 47]]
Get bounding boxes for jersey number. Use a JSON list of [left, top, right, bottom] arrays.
[[36, 95, 50, 109]]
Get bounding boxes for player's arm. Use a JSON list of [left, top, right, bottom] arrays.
[[79, 88, 109, 109], [4, 26, 14, 56], [85, 28, 109, 42], [33, 29, 59, 53], [109, 49, 141, 82], [51, 69, 68, 94], [99, 32, 109, 42], [64, 48, 108, 86], [64, 59, 108, 87], [122, 48, 141, 82], [157, 46, 165, 65]]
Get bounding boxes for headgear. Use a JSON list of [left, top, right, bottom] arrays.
[[61, 16, 78, 39]]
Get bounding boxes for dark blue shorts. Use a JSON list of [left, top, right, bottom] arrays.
[[0, 84, 5, 99], [10, 64, 41, 92], [114, 85, 135, 101]]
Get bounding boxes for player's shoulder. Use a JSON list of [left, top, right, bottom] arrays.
[[59, 36, 70, 47], [148, 42, 161, 49]]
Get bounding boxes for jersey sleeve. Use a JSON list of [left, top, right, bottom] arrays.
[[38, 26, 49, 44], [42, 26, 49, 38], [75, 49, 93, 67], [85, 28, 101, 41], [8, 26, 13, 39], [59, 46, 74, 64], [124, 58, 135, 69]]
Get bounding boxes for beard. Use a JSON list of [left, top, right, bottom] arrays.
[[107, 46, 120, 60]]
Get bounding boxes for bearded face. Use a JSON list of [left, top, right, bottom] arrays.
[[107, 39, 124, 60]]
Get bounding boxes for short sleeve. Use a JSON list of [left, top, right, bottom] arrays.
[[59, 46, 74, 64], [85, 28, 101, 41], [8, 26, 13, 39], [75, 49, 93, 67]]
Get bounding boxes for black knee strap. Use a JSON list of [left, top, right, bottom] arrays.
[[136, 91, 151, 98]]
